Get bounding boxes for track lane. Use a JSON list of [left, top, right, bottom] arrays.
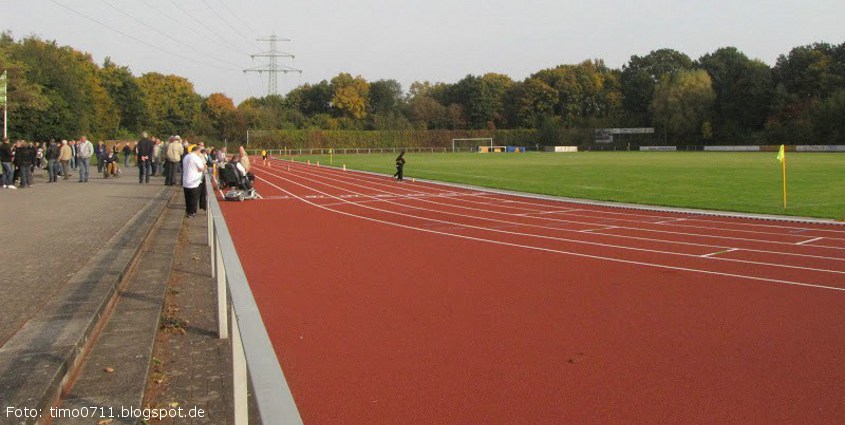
[[220, 163, 845, 425], [264, 159, 845, 259], [268, 156, 845, 240], [251, 162, 845, 282], [249, 164, 845, 291]]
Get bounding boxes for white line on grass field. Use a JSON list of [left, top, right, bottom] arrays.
[[253, 173, 845, 293]]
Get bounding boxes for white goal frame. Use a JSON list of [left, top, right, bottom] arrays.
[[451, 137, 493, 152]]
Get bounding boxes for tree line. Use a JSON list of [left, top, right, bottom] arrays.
[[1, 32, 843, 146]]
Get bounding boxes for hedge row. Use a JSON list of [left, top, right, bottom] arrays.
[[246, 129, 546, 149]]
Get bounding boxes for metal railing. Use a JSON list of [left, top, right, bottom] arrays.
[[206, 175, 303, 425]]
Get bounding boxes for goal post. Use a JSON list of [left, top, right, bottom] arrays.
[[451, 137, 493, 152]]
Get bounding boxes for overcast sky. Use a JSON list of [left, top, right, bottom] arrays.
[[3, 0, 843, 103]]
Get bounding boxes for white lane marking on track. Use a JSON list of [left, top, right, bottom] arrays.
[[517, 208, 581, 216], [268, 158, 845, 243], [797, 237, 824, 245], [702, 248, 739, 258], [253, 174, 845, 293], [256, 162, 845, 263], [252, 166, 845, 278], [655, 218, 689, 224], [579, 226, 619, 233]]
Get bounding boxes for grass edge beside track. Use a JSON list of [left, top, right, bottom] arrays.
[[270, 152, 845, 221]]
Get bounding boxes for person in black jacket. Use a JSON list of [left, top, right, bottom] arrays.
[[45, 139, 61, 182], [136, 132, 154, 184], [0, 138, 13, 188], [14, 141, 36, 188], [393, 151, 406, 181], [122, 143, 132, 167]]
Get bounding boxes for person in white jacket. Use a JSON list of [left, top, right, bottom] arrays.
[[76, 136, 94, 183]]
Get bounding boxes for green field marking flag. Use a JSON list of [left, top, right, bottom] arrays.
[[777, 144, 787, 209]]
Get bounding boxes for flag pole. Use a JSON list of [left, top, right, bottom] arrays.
[[1, 70, 7, 140], [782, 149, 787, 209]]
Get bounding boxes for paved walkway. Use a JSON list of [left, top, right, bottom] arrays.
[[140, 206, 256, 424], [0, 168, 172, 424], [0, 166, 252, 425], [0, 170, 168, 346]]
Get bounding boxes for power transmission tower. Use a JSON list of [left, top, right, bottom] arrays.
[[243, 33, 302, 96]]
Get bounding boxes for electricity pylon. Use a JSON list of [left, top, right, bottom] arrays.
[[243, 33, 302, 96]]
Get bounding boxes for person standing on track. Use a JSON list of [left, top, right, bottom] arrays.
[[182, 145, 207, 218], [393, 150, 406, 181], [261, 149, 267, 165]]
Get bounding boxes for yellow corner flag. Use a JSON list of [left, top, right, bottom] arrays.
[[776, 144, 786, 209]]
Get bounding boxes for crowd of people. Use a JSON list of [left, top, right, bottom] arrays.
[[1, 134, 253, 217]]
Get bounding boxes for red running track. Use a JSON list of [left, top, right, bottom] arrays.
[[219, 157, 845, 425]]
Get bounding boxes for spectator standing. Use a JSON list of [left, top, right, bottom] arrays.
[[59, 140, 73, 180], [46, 139, 60, 182], [77, 135, 94, 182], [137, 132, 154, 184], [35, 142, 43, 172], [15, 141, 36, 188], [152, 138, 162, 176], [95, 141, 106, 173], [182, 145, 207, 217], [165, 135, 184, 186], [122, 143, 132, 167], [1, 138, 14, 189], [69, 140, 77, 170]]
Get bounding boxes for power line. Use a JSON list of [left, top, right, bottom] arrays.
[[99, 0, 245, 70], [137, 0, 247, 58], [199, 0, 261, 51], [215, 0, 259, 36], [167, 0, 253, 55], [50, 0, 240, 72]]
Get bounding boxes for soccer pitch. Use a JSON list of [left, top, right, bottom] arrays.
[[286, 151, 845, 220]]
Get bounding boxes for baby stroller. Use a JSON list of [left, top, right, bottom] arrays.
[[220, 162, 257, 201]]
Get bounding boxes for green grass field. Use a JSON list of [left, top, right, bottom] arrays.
[[284, 152, 845, 220]]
